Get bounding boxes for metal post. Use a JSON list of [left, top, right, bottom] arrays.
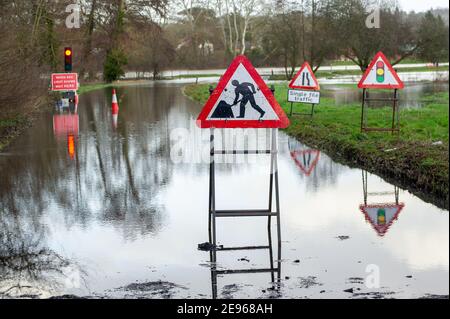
[[362, 170, 368, 205], [210, 129, 217, 248], [208, 131, 213, 242], [210, 248, 217, 299], [392, 89, 398, 135], [290, 102, 293, 116], [268, 129, 274, 232], [361, 88, 366, 132], [268, 224, 275, 283], [272, 129, 281, 251], [395, 186, 399, 205]]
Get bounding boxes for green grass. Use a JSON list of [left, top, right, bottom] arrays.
[[184, 83, 449, 207]]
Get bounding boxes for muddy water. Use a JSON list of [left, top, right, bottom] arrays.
[[0, 84, 448, 299]]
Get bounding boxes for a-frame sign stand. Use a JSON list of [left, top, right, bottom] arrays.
[[358, 51, 404, 134], [209, 220, 282, 299], [207, 126, 282, 298], [288, 62, 320, 117], [197, 56, 288, 291], [360, 88, 400, 134], [290, 102, 316, 117], [208, 126, 282, 250]]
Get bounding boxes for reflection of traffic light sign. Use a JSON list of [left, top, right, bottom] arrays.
[[377, 208, 386, 225], [64, 47, 73, 72], [68, 134, 75, 159], [376, 61, 384, 83]]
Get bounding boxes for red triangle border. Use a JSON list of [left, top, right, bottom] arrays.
[[358, 51, 404, 89], [288, 62, 320, 90], [196, 55, 290, 129]]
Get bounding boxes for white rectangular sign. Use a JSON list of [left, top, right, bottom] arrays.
[[288, 89, 320, 104]]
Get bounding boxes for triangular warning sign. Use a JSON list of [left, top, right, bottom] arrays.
[[196, 55, 289, 128], [290, 149, 321, 176], [289, 62, 320, 90], [358, 51, 404, 89], [359, 203, 405, 237]]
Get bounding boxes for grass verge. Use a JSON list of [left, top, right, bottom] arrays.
[[184, 83, 449, 209]]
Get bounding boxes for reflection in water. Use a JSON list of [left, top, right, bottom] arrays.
[[285, 137, 342, 193], [359, 170, 405, 237], [0, 214, 85, 298], [0, 84, 447, 298], [209, 226, 282, 299], [53, 113, 79, 160], [288, 138, 321, 177]]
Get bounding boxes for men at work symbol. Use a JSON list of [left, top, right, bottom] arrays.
[[232, 80, 265, 119], [210, 80, 266, 119]]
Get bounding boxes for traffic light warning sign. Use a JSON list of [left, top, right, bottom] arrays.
[[358, 51, 404, 89]]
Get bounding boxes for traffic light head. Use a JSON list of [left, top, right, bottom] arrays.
[[376, 60, 384, 83], [64, 47, 73, 72]]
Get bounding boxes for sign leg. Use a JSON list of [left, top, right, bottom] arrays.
[[272, 129, 282, 252], [361, 88, 366, 132], [392, 89, 399, 135]]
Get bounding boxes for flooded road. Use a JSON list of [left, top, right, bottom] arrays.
[[322, 81, 449, 108], [0, 84, 448, 299]]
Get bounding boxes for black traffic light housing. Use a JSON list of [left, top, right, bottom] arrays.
[[64, 47, 73, 72]]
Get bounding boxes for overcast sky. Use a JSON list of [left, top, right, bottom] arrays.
[[398, 0, 449, 12]]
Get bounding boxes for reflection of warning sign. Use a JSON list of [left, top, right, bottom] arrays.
[[358, 51, 404, 89], [290, 149, 320, 176], [196, 55, 289, 128], [289, 62, 320, 90], [359, 203, 404, 237], [53, 114, 79, 138]]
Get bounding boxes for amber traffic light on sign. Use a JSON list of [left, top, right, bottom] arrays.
[[376, 61, 384, 83], [64, 47, 73, 72]]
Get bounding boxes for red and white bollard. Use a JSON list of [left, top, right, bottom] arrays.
[[112, 89, 119, 129]]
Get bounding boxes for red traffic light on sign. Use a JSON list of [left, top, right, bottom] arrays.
[[64, 47, 73, 72]]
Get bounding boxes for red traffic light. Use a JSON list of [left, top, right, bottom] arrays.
[[65, 49, 72, 57]]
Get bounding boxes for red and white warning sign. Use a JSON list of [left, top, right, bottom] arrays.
[[196, 55, 289, 128], [289, 62, 320, 90], [359, 203, 405, 236], [358, 51, 404, 89], [51, 73, 79, 91]]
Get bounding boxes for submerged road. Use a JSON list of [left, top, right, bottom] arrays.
[[0, 84, 448, 299]]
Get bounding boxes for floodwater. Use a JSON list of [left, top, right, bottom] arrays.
[[322, 81, 449, 108], [0, 84, 448, 299]]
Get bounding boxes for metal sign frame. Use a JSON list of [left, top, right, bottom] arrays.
[[207, 127, 282, 297], [360, 88, 400, 134], [209, 225, 281, 299], [208, 128, 282, 250], [359, 170, 405, 237]]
